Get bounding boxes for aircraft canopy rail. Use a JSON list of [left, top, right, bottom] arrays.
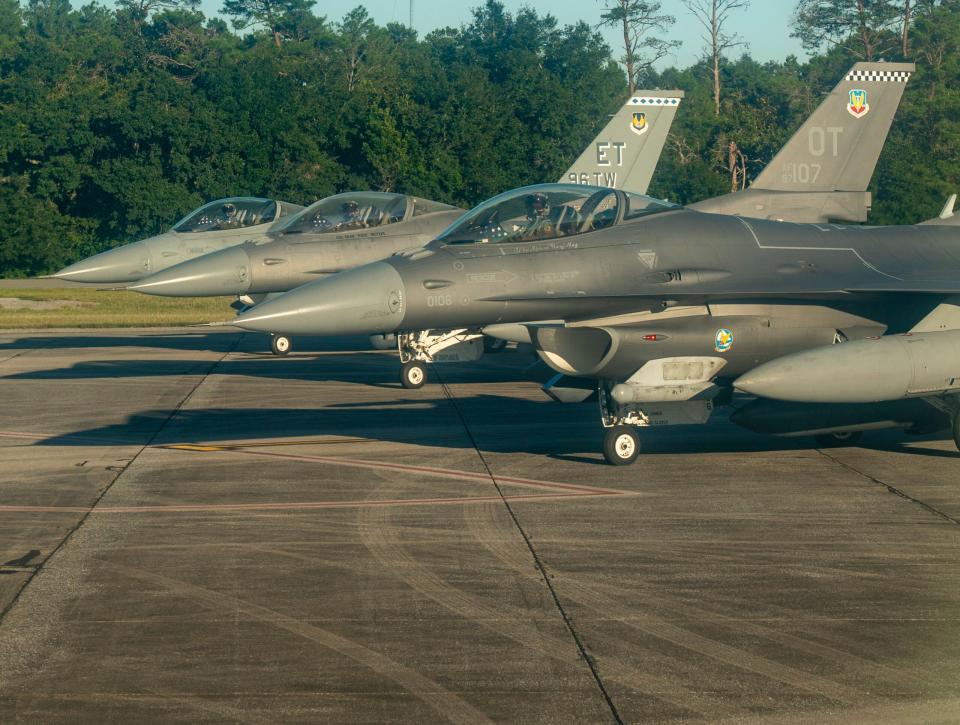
[[435, 184, 677, 245], [172, 198, 282, 233], [274, 192, 460, 235]]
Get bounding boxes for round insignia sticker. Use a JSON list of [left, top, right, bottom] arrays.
[[714, 328, 734, 353]]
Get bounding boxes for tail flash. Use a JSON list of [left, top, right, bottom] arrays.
[[560, 90, 684, 194], [752, 62, 914, 194]]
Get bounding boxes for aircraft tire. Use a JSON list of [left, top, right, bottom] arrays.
[[814, 431, 862, 448], [603, 425, 640, 466], [483, 336, 508, 353], [952, 414, 960, 452], [401, 361, 427, 389], [270, 335, 292, 356]]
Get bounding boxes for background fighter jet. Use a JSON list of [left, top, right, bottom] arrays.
[[226, 181, 960, 465], [124, 90, 684, 354], [51, 197, 304, 284]]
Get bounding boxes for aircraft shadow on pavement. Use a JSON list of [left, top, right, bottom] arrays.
[[1, 351, 542, 387], [0, 332, 382, 355], [0, 332, 240, 353], [32, 401, 957, 461]]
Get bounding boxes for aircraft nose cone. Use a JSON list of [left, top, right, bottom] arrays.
[[127, 246, 251, 297], [53, 243, 152, 283], [231, 262, 405, 336]]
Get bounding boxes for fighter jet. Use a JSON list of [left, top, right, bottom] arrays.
[[121, 91, 685, 354], [51, 197, 304, 284], [226, 172, 960, 465], [330, 60, 916, 387]]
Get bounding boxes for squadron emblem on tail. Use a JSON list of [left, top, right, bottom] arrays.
[[847, 89, 869, 117]]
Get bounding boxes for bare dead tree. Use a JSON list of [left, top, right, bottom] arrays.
[[597, 1, 681, 92], [727, 140, 747, 191], [682, 0, 749, 114], [901, 0, 912, 55]]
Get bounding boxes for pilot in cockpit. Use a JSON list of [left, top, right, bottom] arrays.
[[518, 192, 556, 240], [217, 202, 241, 230], [337, 200, 365, 230]]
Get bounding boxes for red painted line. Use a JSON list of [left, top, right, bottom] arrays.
[[0, 491, 619, 515], [167, 445, 629, 497]]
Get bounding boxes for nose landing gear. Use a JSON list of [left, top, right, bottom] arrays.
[[602, 425, 641, 465], [400, 360, 427, 389], [270, 334, 291, 356]]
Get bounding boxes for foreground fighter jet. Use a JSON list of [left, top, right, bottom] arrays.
[[52, 197, 304, 284], [122, 91, 685, 354], [387, 62, 913, 386], [227, 176, 960, 464]]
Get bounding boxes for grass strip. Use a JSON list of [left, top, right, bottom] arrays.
[[0, 289, 234, 328]]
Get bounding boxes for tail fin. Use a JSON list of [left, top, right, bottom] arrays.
[[920, 194, 959, 226], [752, 62, 914, 193], [560, 90, 683, 193]]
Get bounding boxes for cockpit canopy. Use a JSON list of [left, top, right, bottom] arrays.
[[272, 192, 460, 236], [172, 197, 292, 233], [433, 184, 678, 246]]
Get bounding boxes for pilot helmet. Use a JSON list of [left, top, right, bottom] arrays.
[[525, 192, 549, 217], [342, 200, 359, 214], [222, 202, 237, 216]]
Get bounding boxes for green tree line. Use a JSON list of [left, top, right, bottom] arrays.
[[0, 0, 957, 276]]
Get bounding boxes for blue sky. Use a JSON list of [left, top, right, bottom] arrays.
[[195, 0, 807, 70]]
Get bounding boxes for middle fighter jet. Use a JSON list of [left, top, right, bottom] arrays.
[[124, 91, 685, 354]]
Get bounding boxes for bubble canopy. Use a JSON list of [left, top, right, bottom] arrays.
[[272, 192, 460, 236], [433, 184, 677, 246], [172, 197, 287, 233]]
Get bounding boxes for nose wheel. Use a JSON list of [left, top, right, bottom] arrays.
[[400, 361, 427, 389], [602, 425, 641, 465], [270, 334, 291, 356]]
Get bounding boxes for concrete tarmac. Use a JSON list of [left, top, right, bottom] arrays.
[[0, 328, 958, 723]]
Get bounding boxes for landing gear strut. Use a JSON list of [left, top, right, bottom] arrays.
[[270, 334, 291, 356], [396, 329, 484, 387], [814, 431, 862, 448], [952, 413, 960, 452], [400, 360, 427, 389], [595, 374, 718, 465], [603, 425, 640, 465]]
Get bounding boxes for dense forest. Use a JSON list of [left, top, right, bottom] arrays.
[[0, 0, 957, 276]]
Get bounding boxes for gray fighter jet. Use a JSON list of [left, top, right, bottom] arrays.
[[123, 91, 684, 354], [345, 61, 914, 386], [51, 197, 304, 284], [226, 175, 960, 464]]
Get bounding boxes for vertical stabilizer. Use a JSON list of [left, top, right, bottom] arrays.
[[752, 62, 914, 193], [561, 90, 683, 193]]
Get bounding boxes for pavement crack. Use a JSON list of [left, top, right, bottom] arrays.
[[817, 449, 960, 528], [0, 333, 246, 627], [434, 367, 625, 725]]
